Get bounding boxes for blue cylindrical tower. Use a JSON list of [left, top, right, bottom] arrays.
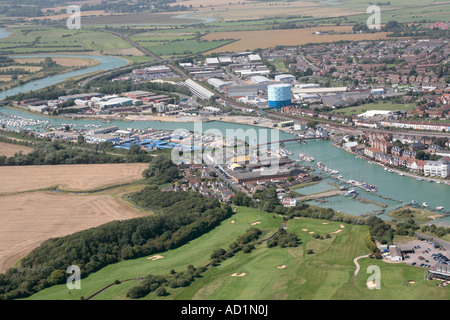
[[268, 83, 291, 109]]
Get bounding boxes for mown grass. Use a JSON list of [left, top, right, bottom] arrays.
[[24, 205, 450, 300], [330, 102, 417, 116]]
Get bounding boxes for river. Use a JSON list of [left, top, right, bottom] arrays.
[[1, 106, 449, 226], [0, 54, 129, 101], [0, 29, 10, 39]]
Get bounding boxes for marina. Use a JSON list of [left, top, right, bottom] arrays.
[[0, 106, 449, 226]]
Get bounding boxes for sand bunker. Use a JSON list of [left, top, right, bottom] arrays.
[[340, 225, 345, 228], [330, 229, 343, 234], [309, 231, 315, 234], [367, 280, 378, 289], [147, 255, 164, 261], [277, 265, 287, 269], [322, 223, 329, 225], [231, 272, 246, 277], [302, 229, 308, 231], [231, 220, 235, 223], [251, 221, 261, 225]]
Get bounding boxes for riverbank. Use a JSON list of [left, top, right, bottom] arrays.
[[333, 144, 450, 186]]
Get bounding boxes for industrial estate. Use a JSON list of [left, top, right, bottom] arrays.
[[0, 0, 449, 304]]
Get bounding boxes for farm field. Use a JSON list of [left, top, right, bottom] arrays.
[[330, 102, 417, 116], [12, 56, 99, 68], [142, 39, 234, 57], [25, 207, 449, 300], [0, 163, 149, 194], [0, 191, 147, 274], [81, 12, 203, 26], [201, 26, 389, 54], [0, 142, 33, 157], [0, 27, 134, 55]]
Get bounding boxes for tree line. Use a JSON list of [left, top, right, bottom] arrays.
[[0, 139, 155, 166]]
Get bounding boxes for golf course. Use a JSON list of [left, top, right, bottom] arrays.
[[24, 207, 450, 300]]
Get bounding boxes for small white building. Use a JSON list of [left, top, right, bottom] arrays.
[[389, 245, 403, 262]]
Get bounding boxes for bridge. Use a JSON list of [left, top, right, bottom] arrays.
[[257, 136, 328, 147]]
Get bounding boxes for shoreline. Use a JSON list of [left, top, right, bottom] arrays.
[[333, 143, 450, 185]]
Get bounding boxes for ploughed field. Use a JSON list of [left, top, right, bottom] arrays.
[[0, 163, 149, 273], [0, 163, 148, 194], [0, 142, 33, 158]]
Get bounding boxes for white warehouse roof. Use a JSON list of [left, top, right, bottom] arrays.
[[251, 75, 272, 84], [248, 54, 262, 61], [184, 79, 215, 99]]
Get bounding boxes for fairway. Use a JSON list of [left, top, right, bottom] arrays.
[[0, 163, 149, 194], [0, 191, 147, 274], [23, 206, 450, 300]]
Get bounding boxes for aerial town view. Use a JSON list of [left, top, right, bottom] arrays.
[[0, 0, 449, 309]]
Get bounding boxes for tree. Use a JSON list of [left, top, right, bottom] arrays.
[[49, 270, 66, 285], [155, 287, 166, 296], [77, 135, 85, 144], [307, 120, 318, 129]]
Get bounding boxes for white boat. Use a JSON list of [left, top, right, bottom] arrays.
[[388, 170, 393, 173], [422, 202, 429, 208], [398, 173, 404, 176], [436, 206, 444, 211]]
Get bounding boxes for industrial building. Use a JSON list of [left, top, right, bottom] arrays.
[[183, 79, 216, 100], [292, 86, 348, 94], [275, 74, 296, 83], [207, 78, 232, 90], [268, 83, 292, 109]]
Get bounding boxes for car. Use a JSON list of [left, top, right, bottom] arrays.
[[411, 262, 416, 265], [425, 250, 429, 253], [425, 260, 429, 263], [420, 264, 424, 267]]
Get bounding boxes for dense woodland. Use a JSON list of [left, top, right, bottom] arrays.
[[0, 139, 155, 166]]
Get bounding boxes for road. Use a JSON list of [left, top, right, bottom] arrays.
[[206, 162, 251, 197], [415, 232, 450, 252]]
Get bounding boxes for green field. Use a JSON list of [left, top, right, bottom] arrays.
[[331, 102, 417, 116], [25, 206, 449, 300], [141, 39, 234, 56], [0, 27, 133, 55]]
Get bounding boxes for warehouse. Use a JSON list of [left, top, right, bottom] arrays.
[[251, 75, 273, 84], [292, 87, 348, 94], [275, 74, 296, 83], [207, 78, 231, 90], [184, 79, 216, 99]]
